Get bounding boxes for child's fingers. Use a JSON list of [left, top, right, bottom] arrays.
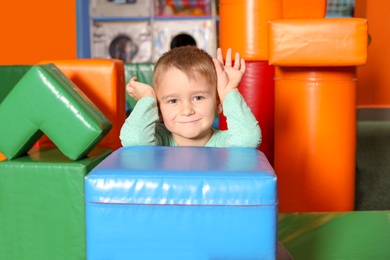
[[216, 48, 224, 64], [233, 52, 241, 69], [225, 48, 232, 67], [128, 77, 137, 88], [240, 58, 246, 73], [126, 77, 138, 96], [213, 57, 223, 73], [130, 76, 137, 82]]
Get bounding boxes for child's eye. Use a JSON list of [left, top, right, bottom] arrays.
[[168, 99, 178, 104], [193, 96, 204, 101]]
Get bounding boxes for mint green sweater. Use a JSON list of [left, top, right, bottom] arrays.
[[120, 91, 261, 148]]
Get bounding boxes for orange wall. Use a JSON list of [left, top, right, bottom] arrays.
[[0, 1, 77, 65], [355, 0, 390, 107]]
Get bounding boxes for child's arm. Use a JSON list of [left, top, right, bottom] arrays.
[[120, 97, 159, 146], [213, 48, 261, 148], [120, 77, 158, 146], [221, 91, 261, 148], [213, 48, 246, 104]]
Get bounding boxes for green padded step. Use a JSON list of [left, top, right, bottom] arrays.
[[0, 64, 112, 160], [0, 65, 31, 103], [278, 211, 390, 259], [0, 147, 112, 260]]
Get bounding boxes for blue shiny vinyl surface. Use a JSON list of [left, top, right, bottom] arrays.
[[85, 146, 277, 206], [85, 146, 278, 259], [86, 203, 277, 260]]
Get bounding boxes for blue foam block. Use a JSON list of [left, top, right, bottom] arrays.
[[85, 146, 278, 259]]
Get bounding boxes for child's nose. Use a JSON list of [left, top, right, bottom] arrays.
[[180, 101, 195, 116]]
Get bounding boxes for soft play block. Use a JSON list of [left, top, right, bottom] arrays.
[[268, 18, 368, 66], [0, 65, 31, 103], [85, 146, 278, 259], [274, 67, 356, 212], [0, 64, 112, 160], [0, 147, 112, 260], [278, 211, 390, 259], [38, 59, 126, 151]]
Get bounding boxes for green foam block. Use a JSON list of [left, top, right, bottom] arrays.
[[0, 64, 112, 160], [0, 147, 112, 260]]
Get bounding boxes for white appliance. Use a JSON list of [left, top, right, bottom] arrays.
[[91, 20, 152, 63], [152, 18, 216, 62]]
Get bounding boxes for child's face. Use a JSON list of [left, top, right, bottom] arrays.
[[156, 67, 220, 146]]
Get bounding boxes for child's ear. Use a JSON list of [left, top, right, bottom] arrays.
[[157, 102, 164, 122], [216, 98, 223, 114]]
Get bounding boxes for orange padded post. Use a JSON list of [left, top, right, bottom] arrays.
[[355, 0, 390, 107], [269, 19, 367, 212], [219, 0, 282, 60], [37, 59, 126, 152], [281, 0, 327, 18], [275, 67, 357, 212]]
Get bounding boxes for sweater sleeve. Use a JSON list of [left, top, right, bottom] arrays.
[[221, 91, 262, 148], [119, 97, 159, 146]]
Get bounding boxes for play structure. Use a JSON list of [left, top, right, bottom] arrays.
[[218, 0, 367, 212], [1, 0, 390, 259]]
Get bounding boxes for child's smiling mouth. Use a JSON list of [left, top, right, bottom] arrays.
[[177, 119, 201, 124]]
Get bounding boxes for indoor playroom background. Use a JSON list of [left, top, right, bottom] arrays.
[[1, 0, 390, 259], [2, 0, 387, 210]]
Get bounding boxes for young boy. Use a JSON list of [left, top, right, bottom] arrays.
[[120, 46, 261, 148], [120, 46, 293, 259]]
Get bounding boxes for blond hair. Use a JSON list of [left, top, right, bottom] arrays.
[[153, 46, 217, 89]]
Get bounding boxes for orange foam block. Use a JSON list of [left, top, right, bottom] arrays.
[[219, 0, 282, 60], [37, 59, 126, 151], [268, 18, 368, 66]]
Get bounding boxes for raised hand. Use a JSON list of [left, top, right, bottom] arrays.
[[126, 76, 156, 101], [212, 48, 246, 104]]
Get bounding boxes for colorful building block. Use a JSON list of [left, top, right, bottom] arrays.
[[0, 147, 112, 260], [37, 59, 126, 151], [268, 18, 368, 66], [85, 146, 278, 259], [0, 64, 112, 160]]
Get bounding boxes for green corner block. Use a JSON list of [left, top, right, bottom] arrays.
[[0, 65, 31, 104], [0, 147, 112, 260], [0, 64, 112, 160]]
